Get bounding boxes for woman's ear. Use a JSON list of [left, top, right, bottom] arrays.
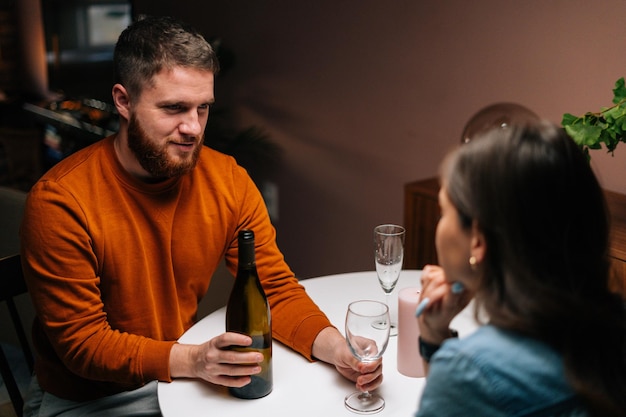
[[470, 221, 486, 264], [112, 84, 131, 121]]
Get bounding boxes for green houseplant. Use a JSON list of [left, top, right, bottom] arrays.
[[562, 77, 626, 160]]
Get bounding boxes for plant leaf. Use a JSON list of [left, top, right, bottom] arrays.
[[564, 123, 603, 147], [561, 113, 579, 126], [613, 77, 626, 104], [562, 77, 626, 161]]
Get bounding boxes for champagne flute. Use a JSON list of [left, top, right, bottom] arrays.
[[344, 300, 390, 414], [373, 224, 405, 336]]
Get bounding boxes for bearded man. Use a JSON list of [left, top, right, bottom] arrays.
[[19, 16, 381, 416]]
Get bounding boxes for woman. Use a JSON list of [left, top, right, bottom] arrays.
[[415, 121, 626, 416]]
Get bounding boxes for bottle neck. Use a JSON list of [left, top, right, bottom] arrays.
[[238, 241, 256, 268]]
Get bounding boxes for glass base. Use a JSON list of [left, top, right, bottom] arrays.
[[344, 391, 385, 414], [372, 321, 397, 337]]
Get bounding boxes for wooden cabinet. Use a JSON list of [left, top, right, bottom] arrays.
[[605, 190, 626, 297], [404, 177, 626, 298], [403, 177, 440, 270]]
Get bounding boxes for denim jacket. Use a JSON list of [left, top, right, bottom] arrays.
[[415, 325, 588, 417]]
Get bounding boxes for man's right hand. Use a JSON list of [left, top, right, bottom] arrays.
[[169, 332, 264, 387]]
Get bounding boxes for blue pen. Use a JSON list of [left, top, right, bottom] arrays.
[[415, 282, 465, 317], [415, 298, 430, 317]]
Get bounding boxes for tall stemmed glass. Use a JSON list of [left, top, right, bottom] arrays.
[[344, 300, 390, 414], [373, 224, 405, 336]]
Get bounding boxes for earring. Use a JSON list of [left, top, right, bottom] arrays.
[[469, 256, 478, 270]]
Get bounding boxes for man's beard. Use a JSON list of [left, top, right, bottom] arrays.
[[127, 114, 203, 179]]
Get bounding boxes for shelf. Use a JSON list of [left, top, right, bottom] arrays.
[[23, 102, 115, 143]]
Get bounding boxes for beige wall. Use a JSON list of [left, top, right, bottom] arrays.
[[135, 0, 626, 278]]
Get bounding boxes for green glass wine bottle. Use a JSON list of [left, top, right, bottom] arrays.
[[225, 229, 273, 399]]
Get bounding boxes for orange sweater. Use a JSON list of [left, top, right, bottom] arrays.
[[20, 136, 331, 401]]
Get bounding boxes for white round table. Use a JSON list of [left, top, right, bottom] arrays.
[[158, 270, 478, 416]]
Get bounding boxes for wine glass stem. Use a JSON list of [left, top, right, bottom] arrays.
[[385, 293, 392, 323], [385, 291, 398, 336]]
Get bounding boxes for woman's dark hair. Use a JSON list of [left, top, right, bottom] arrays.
[[442, 121, 626, 416], [113, 16, 220, 98]]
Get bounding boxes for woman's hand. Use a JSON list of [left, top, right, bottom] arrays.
[[417, 264, 472, 344]]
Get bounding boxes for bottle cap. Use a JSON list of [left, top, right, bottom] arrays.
[[239, 229, 254, 241]]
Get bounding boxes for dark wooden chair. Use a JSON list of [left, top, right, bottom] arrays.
[[0, 254, 33, 417]]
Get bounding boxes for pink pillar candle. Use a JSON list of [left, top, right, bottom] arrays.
[[397, 287, 425, 378]]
